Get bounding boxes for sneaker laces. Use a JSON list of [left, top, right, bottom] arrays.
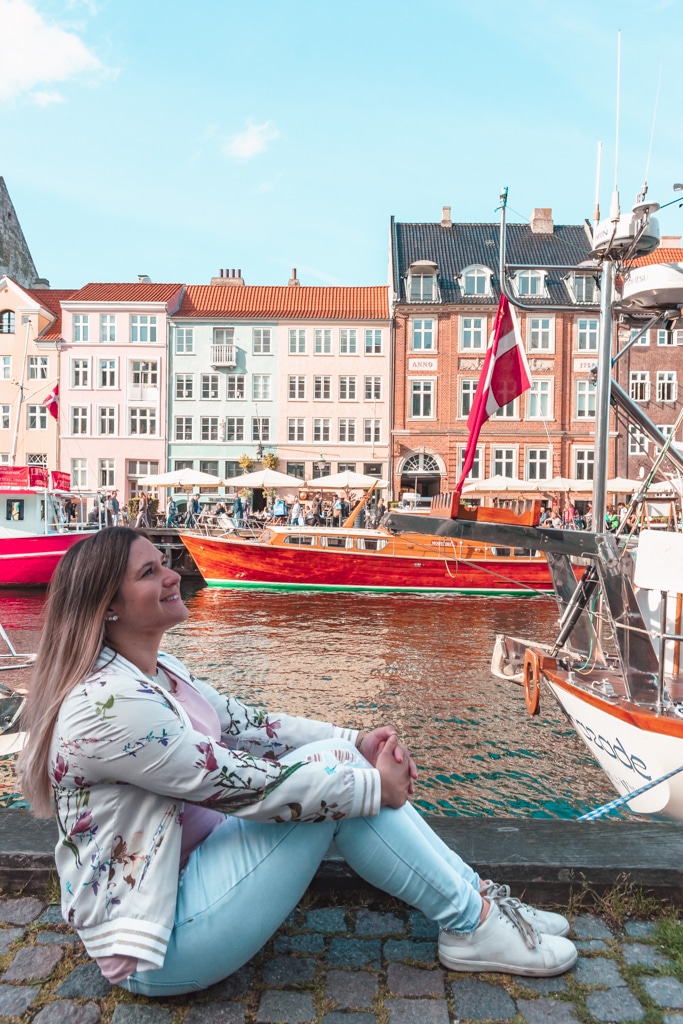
[[482, 881, 534, 913], [489, 892, 540, 950]]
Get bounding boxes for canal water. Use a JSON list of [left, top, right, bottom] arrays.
[[2, 583, 619, 819]]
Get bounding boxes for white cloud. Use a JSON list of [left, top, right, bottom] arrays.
[[0, 0, 102, 102], [223, 121, 280, 161], [31, 90, 65, 106]]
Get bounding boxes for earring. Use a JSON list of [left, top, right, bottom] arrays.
[[106, 614, 118, 622]]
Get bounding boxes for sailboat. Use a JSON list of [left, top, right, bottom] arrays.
[[385, 185, 683, 820]]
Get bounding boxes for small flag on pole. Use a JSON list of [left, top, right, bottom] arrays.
[[455, 295, 531, 493], [42, 384, 59, 421]]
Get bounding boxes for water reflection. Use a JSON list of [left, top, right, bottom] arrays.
[[2, 585, 619, 818]]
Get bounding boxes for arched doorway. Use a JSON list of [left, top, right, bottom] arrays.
[[399, 452, 443, 498]]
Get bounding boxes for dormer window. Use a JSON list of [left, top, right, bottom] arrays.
[[569, 273, 599, 303], [513, 270, 547, 297], [406, 261, 440, 302], [461, 265, 493, 297]]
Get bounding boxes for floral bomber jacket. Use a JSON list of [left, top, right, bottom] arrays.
[[50, 648, 379, 971]]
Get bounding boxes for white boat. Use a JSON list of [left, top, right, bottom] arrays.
[[0, 621, 33, 756]]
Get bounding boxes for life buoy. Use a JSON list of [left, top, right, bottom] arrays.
[[523, 649, 541, 716]]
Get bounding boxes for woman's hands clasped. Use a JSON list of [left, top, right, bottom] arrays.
[[357, 726, 418, 809]]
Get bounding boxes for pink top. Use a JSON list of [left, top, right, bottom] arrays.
[[98, 669, 225, 983]]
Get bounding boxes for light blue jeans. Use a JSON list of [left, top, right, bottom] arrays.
[[122, 739, 482, 996]]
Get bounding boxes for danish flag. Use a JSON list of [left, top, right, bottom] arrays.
[[42, 384, 59, 421]]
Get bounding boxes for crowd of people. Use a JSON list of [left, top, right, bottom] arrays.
[[539, 499, 639, 533]]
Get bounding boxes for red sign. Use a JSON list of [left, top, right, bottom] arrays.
[[0, 466, 50, 488], [51, 471, 71, 491]]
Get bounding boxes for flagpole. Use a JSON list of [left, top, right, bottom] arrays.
[[10, 318, 32, 466]]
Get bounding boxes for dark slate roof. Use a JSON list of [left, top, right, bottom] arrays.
[[391, 220, 596, 305]]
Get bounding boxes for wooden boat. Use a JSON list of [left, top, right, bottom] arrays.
[[0, 466, 98, 587], [180, 497, 560, 595]]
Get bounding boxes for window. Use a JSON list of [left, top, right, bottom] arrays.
[[462, 266, 490, 296], [198, 461, 217, 478], [99, 407, 116, 435], [214, 327, 234, 347], [227, 374, 245, 399], [131, 360, 158, 386], [364, 463, 383, 477], [0, 405, 9, 430], [493, 447, 516, 477], [339, 418, 356, 442], [287, 463, 305, 479], [129, 408, 157, 435], [252, 417, 270, 442], [364, 376, 382, 401], [175, 374, 194, 400], [656, 329, 683, 346], [127, 460, 159, 496], [201, 417, 219, 441], [365, 329, 382, 354], [629, 327, 649, 346], [314, 418, 330, 442], [225, 417, 244, 442], [526, 448, 550, 480], [312, 461, 331, 479], [458, 445, 483, 480], [494, 399, 517, 418], [73, 314, 89, 342], [224, 460, 241, 479], [628, 426, 649, 455], [629, 371, 650, 402], [99, 459, 115, 489], [100, 315, 116, 343], [572, 274, 597, 303], [0, 310, 15, 333], [314, 376, 331, 400], [315, 329, 331, 354], [252, 374, 271, 400], [71, 459, 87, 488], [99, 359, 117, 388], [515, 270, 546, 296], [130, 315, 157, 343], [528, 317, 554, 352], [338, 463, 356, 473], [175, 327, 194, 354], [26, 452, 47, 466], [175, 416, 193, 441], [253, 328, 272, 354], [409, 273, 437, 301], [461, 317, 485, 351], [289, 329, 306, 354], [574, 448, 595, 480], [528, 380, 553, 419], [657, 371, 677, 402], [288, 418, 305, 441], [71, 406, 89, 434], [411, 319, 434, 351], [339, 376, 357, 400], [459, 379, 477, 418], [340, 329, 357, 354], [28, 403, 48, 428], [288, 376, 306, 400], [364, 419, 381, 443], [71, 358, 90, 388], [577, 318, 599, 351], [576, 380, 596, 417], [28, 356, 48, 380], [1, 356, 10, 379], [411, 379, 433, 418], [201, 373, 219, 400]]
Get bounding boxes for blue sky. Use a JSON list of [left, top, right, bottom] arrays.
[[2, 0, 682, 290]]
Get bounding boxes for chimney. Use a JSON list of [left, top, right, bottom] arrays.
[[529, 208, 554, 234], [210, 268, 246, 286], [441, 205, 452, 228], [137, 274, 151, 283], [288, 267, 300, 287], [659, 235, 682, 248], [31, 277, 50, 289]]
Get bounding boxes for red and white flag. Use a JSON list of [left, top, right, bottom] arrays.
[[455, 295, 531, 493], [42, 384, 59, 421]]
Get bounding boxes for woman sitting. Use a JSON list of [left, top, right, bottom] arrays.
[[18, 528, 576, 996]]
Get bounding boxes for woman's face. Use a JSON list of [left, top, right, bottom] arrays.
[[108, 536, 189, 636]]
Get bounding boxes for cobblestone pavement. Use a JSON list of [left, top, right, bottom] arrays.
[[1, 894, 682, 1023]]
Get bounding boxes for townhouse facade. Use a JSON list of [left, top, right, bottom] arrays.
[[389, 206, 608, 498], [168, 271, 391, 492]]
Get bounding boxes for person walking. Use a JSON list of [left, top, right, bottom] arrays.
[[135, 491, 150, 528], [108, 491, 120, 527], [166, 497, 178, 529], [18, 529, 576, 996], [232, 493, 244, 528]]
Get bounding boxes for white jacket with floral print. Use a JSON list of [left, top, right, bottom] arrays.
[[50, 648, 379, 971]]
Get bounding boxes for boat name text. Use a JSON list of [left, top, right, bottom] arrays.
[[571, 717, 651, 780]]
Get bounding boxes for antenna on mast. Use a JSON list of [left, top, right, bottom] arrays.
[[594, 141, 602, 228], [610, 30, 621, 223], [639, 62, 663, 203]]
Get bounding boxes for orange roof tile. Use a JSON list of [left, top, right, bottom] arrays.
[[26, 288, 77, 341], [627, 248, 683, 266], [177, 285, 389, 321], [67, 283, 184, 303]]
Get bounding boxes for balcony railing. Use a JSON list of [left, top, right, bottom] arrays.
[[210, 344, 236, 367]]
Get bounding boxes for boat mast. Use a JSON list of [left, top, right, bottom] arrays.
[[592, 258, 613, 531]]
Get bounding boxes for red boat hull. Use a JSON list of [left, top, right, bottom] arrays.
[[181, 532, 555, 595], [0, 533, 91, 587]]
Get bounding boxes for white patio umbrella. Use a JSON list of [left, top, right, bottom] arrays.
[[138, 468, 222, 491], [220, 468, 304, 490], [542, 477, 592, 492], [305, 470, 389, 490], [462, 476, 538, 494], [606, 477, 643, 492]]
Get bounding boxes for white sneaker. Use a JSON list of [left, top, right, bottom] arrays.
[[480, 881, 570, 938], [439, 896, 578, 977]]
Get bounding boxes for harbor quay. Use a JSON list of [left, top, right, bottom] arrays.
[[2, 812, 683, 1023]]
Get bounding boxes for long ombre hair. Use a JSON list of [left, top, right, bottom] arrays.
[[18, 527, 141, 816]]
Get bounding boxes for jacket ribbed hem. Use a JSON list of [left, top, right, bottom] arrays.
[[78, 917, 172, 970]]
